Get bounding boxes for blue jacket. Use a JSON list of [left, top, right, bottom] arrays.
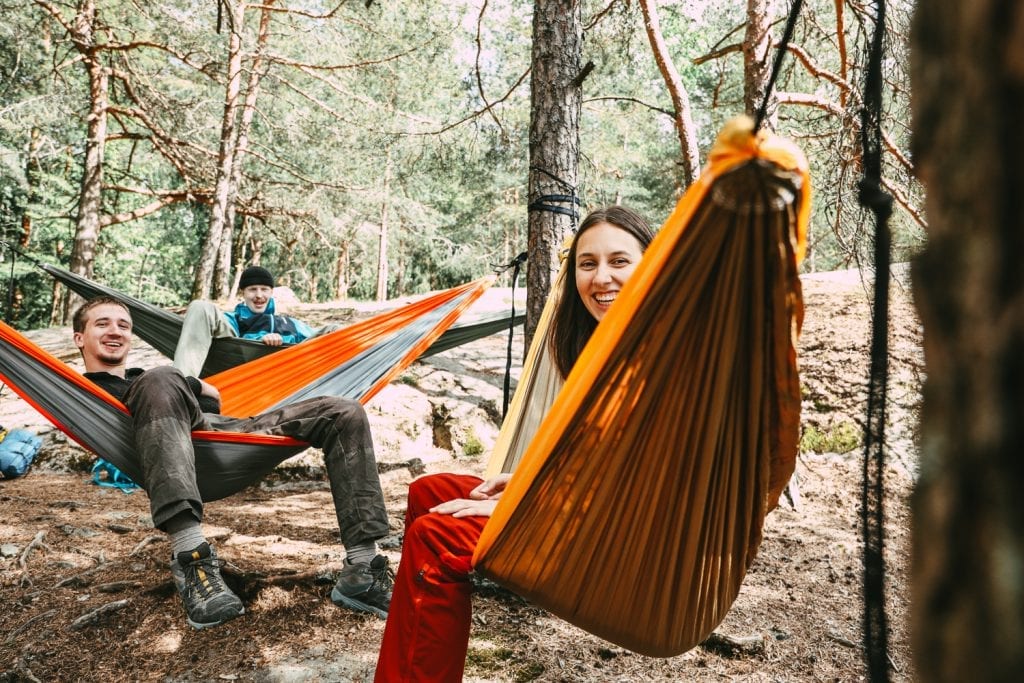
[[224, 299, 314, 345]]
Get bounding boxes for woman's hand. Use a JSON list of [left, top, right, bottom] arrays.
[[468, 473, 513, 500], [430, 497, 499, 518], [428, 474, 513, 518]]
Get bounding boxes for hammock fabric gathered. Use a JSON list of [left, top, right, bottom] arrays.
[[475, 117, 810, 657], [0, 275, 492, 498]]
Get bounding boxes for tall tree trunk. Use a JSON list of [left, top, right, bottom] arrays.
[[335, 241, 349, 300], [743, 0, 777, 122], [525, 0, 582, 350], [229, 215, 250, 295], [375, 152, 392, 302], [64, 0, 106, 322], [20, 127, 42, 247], [910, 1, 1024, 680], [395, 231, 406, 296], [215, 0, 274, 299], [193, 0, 244, 300], [638, 0, 700, 187]]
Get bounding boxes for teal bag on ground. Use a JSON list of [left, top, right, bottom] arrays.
[[0, 428, 43, 478], [91, 458, 140, 493]]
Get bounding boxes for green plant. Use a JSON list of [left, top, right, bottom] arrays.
[[462, 432, 484, 457], [800, 421, 861, 454]]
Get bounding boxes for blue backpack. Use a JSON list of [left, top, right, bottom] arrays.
[[0, 428, 43, 479]]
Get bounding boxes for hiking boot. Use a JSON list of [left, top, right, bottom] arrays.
[[331, 554, 393, 618], [169, 542, 245, 630]]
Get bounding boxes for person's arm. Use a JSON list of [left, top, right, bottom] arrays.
[[185, 376, 222, 412], [429, 473, 514, 518]]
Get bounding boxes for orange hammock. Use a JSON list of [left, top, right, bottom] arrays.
[[0, 276, 491, 498], [209, 277, 493, 416], [473, 117, 809, 657]]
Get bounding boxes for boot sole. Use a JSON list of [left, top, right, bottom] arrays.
[[330, 587, 387, 619]]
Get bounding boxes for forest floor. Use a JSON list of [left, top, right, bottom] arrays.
[[0, 271, 923, 682]]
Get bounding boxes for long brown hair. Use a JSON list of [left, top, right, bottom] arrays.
[[549, 205, 655, 379]]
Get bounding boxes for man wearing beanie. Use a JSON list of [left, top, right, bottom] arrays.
[[174, 265, 336, 377]]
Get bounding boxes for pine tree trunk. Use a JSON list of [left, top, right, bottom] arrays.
[[193, 0, 244, 300], [335, 241, 349, 300], [64, 0, 106, 322], [376, 153, 392, 302], [911, 1, 1024, 680], [525, 0, 582, 351], [214, 0, 274, 299], [743, 0, 776, 121], [639, 0, 700, 186], [21, 127, 41, 247]]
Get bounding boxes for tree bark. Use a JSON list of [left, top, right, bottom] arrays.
[[376, 151, 392, 302], [193, 0, 245, 300], [743, 0, 776, 122], [215, 0, 275, 299], [911, 1, 1024, 680], [525, 0, 582, 350], [64, 0, 106, 322], [335, 240, 349, 300], [20, 127, 42, 247], [638, 0, 700, 186]]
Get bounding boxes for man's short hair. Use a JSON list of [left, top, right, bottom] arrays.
[[72, 296, 131, 333]]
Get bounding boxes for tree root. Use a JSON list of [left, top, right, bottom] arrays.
[[4, 609, 57, 645], [68, 599, 131, 631]]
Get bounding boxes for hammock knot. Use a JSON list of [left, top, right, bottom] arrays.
[[857, 177, 893, 221]]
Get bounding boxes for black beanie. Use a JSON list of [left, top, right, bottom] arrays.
[[239, 265, 274, 290]]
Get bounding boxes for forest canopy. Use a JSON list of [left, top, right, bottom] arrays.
[[0, 0, 921, 330]]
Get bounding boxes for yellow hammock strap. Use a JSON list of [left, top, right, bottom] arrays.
[[484, 256, 568, 477], [472, 116, 809, 657]]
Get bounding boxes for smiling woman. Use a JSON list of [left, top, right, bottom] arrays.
[[550, 206, 656, 379], [373, 205, 656, 683], [574, 222, 646, 322]]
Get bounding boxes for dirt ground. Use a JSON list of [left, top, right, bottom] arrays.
[[0, 273, 922, 682]]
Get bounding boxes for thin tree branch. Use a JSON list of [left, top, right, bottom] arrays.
[[583, 95, 675, 118]]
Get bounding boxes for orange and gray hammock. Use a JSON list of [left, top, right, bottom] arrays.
[[473, 118, 809, 657], [0, 276, 491, 498], [36, 262, 522, 377]]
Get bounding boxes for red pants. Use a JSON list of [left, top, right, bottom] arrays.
[[375, 473, 488, 682]]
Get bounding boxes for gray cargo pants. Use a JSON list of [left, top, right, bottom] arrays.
[[121, 366, 388, 547]]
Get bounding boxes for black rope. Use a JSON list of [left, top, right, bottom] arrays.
[[753, 0, 805, 132], [528, 167, 580, 226], [493, 251, 528, 418], [526, 194, 580, 220], [858, 1, 892, 681]]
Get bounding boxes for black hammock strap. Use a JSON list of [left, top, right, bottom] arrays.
[[528, 167, 580, 223], [492, 251, 530, 418]]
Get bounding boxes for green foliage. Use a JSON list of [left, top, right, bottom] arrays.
[[800, 421, 862, 454], [0, 0, 920, 329], [462, 431, 484, 457]]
